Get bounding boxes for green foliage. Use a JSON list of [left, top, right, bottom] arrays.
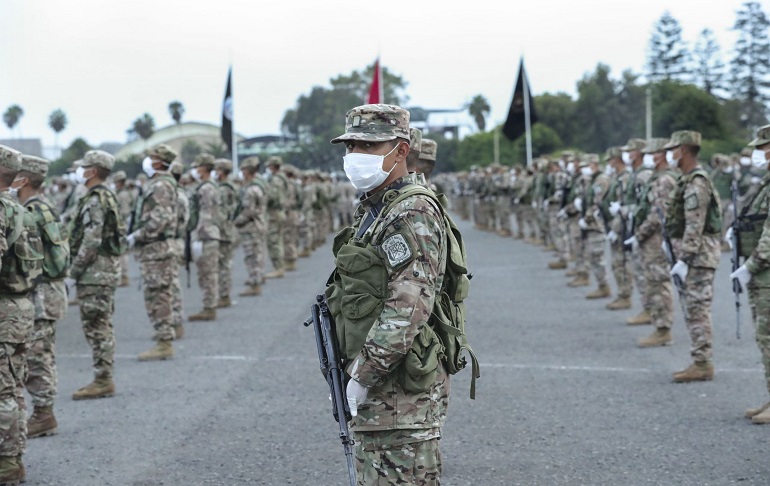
[[731, 0, 770, 130], [3, 105, 23, 133], [651, 81, 726, 139], [49, 138, 92, 176], [455, 123, 561, 170], [168, 101, 184, 124], [181, 139, 202, 165], [48, 109, 67, 134], [693, 29, 725, 96], [113, 153, 143, 178], [647, 11, 689, 81], [128, 113, 155, 141], [700, 137, 748, 163], [467, 95, 491, 131], [534, 92, 578, 147]]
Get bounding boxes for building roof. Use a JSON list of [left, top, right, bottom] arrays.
[[0, 138, 43, 157], [114, 121, 245, 159]]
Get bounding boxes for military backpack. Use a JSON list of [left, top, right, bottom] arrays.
[[0, 197, 44, 294], [27, 199, 70, 280]]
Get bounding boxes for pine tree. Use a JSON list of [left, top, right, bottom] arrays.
[[693, 29, 725, 96], [731, 1, 770, 130], [646, 11, 689, 81]]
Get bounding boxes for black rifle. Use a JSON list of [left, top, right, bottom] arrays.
[[304, 295, 356, 486], [184, 230, 192, 288], [730, 178, 743, 339], [657, 207, 689, 320]]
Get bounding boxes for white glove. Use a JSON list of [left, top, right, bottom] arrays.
[[513, 198, 520, 205], [730, 264, 752, 289], [126, 232, 137, 249], [531, 201, 537, 209], [609, 201, 621, 216], [558, 208, 567, 219], [346, 379, 369, 418], [542, 200, 550, 209], [191, 241, 204, 261], [752, 176, 761, 185], [64, 277, 77, 289], [578, 218, 588, 230], [624, 235, 639, 251], [724, 227, 734, 250], [606, 230, 618, 243], [670, 260, 689, 282], [574, 197, 583, 212]]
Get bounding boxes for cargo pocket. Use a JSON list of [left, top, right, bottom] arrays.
[[397, 325, 444, 393]]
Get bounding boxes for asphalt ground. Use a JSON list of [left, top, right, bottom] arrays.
[[25, 215, 770, 485]]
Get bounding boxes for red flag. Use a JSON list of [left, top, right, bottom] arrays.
[[366, 58, 383, 104]]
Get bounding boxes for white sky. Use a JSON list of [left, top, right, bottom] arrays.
[[0, 0, 764, 151]]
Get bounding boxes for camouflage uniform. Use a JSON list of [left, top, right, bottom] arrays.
[[623, 140, 654, 315], [233, 157, 268, 291], [602, 151, 635, 308], [266, 157, 287, 275], [215, 160, 239, 304], [299, 173, 317, 256], [547, 164, 571, 266], [328, 105, 448, 484], [581, 160, 611, 294], [114, 171, 134, 285], [189, 154, 221, 312], [281, 165, 300, 269], [170, 165, 190, 333]]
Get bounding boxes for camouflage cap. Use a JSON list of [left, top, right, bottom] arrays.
[[642, 138, 670, 154], [169, 161, 185, 176], [584, 153, 600, 165], [664, 130, 701, 149], [409, 127, 422, 154], [330, 104, 410, 144], [620, 138, 646, 152], [112, 170, 127, 182], [604, 147, 621, 162], [561, 150, 575, 158], [241, 156, 261, 170], [0, 145, 23, 172], [748, 124, 770, 147], [147, 144, 177, 164], [267, 156, 283, 167], [214, 158, 233, 172], [283, 163, 299, 176], [193, 153, 216, 168], [741, 147, 752, 157], [78, 150, 115, 170], [20, 155, 49, 176], [419, 139, 437, 162], [711, 153, 730, 167]]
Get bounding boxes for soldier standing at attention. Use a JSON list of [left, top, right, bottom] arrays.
[[281, 164, 301, 272], [113, 171, 133, 287], [68, 150, 125, 399], [13, 156, 68, 439], [233, 157, 268, 297], [264, 156, 288, 278], [128, 145, 179, 361], [604, 147, 635, 311], [579, 155, 612, 300], [665, 131, 721, 382], [168, 161, 189, 340], [188, 154, 221, 321], [327, 104, 448, 484], [214, 159, 238, 308]]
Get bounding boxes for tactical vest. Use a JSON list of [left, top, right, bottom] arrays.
[[26, 198, 70, 280], [235, 179, 267, 219], [187, 180, 219, 232], [69, 185, 127, 258], [0, 197, 44, 294], [133, 175, 179, 242], [220, 181, 238, 221], [665, 168, 722, 238], [633, 170, 677, 225], [267, 173, 288, 210], [735, 174, 770, 258]]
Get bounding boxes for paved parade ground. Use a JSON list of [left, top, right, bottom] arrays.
[[26, 216, 770, 485]]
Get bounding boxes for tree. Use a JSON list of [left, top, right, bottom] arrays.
[[693, 29, 725, 96], [533, 93, 578, 147], [467, 95, 491, 131], [49, 137, 92, 175], [731, 1, 770, 131], [48, 109, 68, 156], [646, 11, 689, 81], [168, 101, 185, 124], [181, 139, 202, 165], [127, 113, 155, 144], [651, 80, 727, 140], [3, 105, 23, 137], [204, 141, 228, 159]]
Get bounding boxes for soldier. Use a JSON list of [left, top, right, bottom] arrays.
[[329, 104, 448, 484], [563, 160, 589, 286], [168, 161, 189, 339], [547, 160, 571, 269], [12, 155, 68, 440], [113, 170, 133, 287], [281, 164, 301, 272], [533, 158, 551, 248], [298, 170, 317, 258], [214, 158, 238, 307], [68, 150, 125, 399], [709, 153, 736, 252], [665, 130, 721, 382], [579, 155, 612, 299], [234, 157, 268, 297], [128, 145, 180, 360], [627, 139, 677, 347], [603, 147, 635, 311], [729, 125, 770, 423], [265, 156, 288, 278], [187, 154, 221, 321]]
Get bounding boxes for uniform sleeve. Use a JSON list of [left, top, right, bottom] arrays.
[[136, 182, 176, 242], [679, 176, 711, 264], [0, 204, 8, 273], [70, 195, 105, 279], [348, 201, 446, 387], [196, 184, 219, 234], [233, 186, 258, 227], [636, 175, 676, 243]]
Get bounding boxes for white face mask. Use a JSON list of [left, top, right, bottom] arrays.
[[342, 142, 401, 192], [722, 166, 734, 174], [211, 171, 219, 181], [237, 170, 245, 181], [605, 165, 616, 176], [621, 152, 631, 165], [752, 149, 768, 170], [558, 160, 566, 170], [580, 167, 593, 178], [142, 157, 156, 178], [566, 162, 575, 175], [109, 183, 116, 191], [190, 169, 201, 182], [75, 166, 89, 184], [642, 154, 655, 169], [740, 156, 751, 167], [666, 150, 678, 169]]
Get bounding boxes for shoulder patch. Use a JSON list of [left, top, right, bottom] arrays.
[[381, 233, 413, 268], [685, 193, 699, 210]]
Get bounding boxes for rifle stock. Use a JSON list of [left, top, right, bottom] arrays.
[[656, 207, 689, 321]]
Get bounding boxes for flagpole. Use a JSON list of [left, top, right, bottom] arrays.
[[522, 60, 533, 169], [378, 56, 383, 103], [230, 65, 238, 173], [493, 127, 500, 165]]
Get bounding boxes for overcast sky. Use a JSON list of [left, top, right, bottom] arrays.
[[1, 0, 763, 152]]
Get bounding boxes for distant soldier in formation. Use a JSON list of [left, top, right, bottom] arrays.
[[113, 170, 133, 287], [547, 160, 570, 270], [281, 163, 301, 272], [265, 156, 287, 278], [580, 154, 612, 299], [214, 158, 238, 307], [233, 157, 268, 297], [298, 170, 317, 258], [604, 147, 635, 311], [169, 161, 189, 339], [709, 153, 736, 252]]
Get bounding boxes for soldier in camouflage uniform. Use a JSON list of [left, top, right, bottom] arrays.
[[128, 145, 180, 361], [188, 154, 222, 321], [629, 139, 677, 348], [13, 156, 69, 440], [665, 131, 721, 382], [564, 160, 589, 286], [168, 161, 189, 339], [298, 171, 317, 258], [729, 125, 770, 423], [233, 157, 268, 297], [709, 153, 736, 252], [113, 171, 133, 287], [579, 155, 612, 299], [281, 164, 301, 272], [68, 151, 124, 399], [603, 147, 635, 311], [265, 156, 288, 278], [492, 164, 513, 236], [214, 159, 238, 307], [547, 160, 571, 269], [328, 104, 447, 485]]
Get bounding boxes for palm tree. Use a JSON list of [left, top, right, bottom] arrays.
[[467, 95, 491, 132], [127, 113, 155, 147], [48, 109, 68, 157], [3, 105, 24, 138], [168, 101, 185, 124]]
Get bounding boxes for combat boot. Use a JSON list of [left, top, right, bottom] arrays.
[[565, 267, 578, 277], [638, 329, 672, 348], [585, 284, 611, 299], [0, 456, 22, 486], [216, 296, 232, 308], [606, 296, 632, 310], [265, 269, 285, 279], [72, 377, 115, 400], [298, 248, 311, 258], [27, 406, 57, 438], [750, 405, 770, 424], [188, 308, 216, 321], [239, 284, 262, 297], [672, 362, 714, 383], [119, 276, 130, 287], [514, 232, 524, 240], [548, 259, 567, 270], [745, 402, 770, 419], [567, 273, 589, 287], [626, 310, 652, 326], [173, 324, 184, 340], [285, 261, 297, 271], [138, 341, 174, 361]]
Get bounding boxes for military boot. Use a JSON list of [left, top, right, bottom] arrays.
[[285, 261, 297, 271], [565, 267, 578, 277], [567, 273, 589, 287], [239, 284, 262, 297], [138, 341, 174, 361], [0, 456, 22, 486], [298, 248, 311, 258], [497, 229, 512, 237], [745, 402, 770, 419], [626, 310, 652, 325], [265, 269, 285, 279], [216, 296, 232, 308], [72, 377, 115, 400], [750, 405, 770, 424], [173, 324, 184, 340], [17, 457, 23, 484], [27, 406, 57, 438], [585, 284, 611, 299], [672, 362, 714, 383], [606, 296, 632, 310], [188, 308, 216, 321], [548, 259, 567, 270], [119, 276, 130, 287], [514, 232, 524, 240], [638, 329, 672, 348]]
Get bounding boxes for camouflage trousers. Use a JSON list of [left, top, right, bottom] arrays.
[[749, 286, 770, 394], [298, 212, 314, 252], [610, 241, 634, 299], [196, 240, 220, 309], [721, 199, 734, 242], [454, 196, 469, 220], [480, 201, 495, 230], [218, 241, 234, 299], [682, 267, 715, 364], [283, 210, 299, 263], [171, 238, 185, 327], [567, 219, 586, 272], [632, 246, 649, 308], [521, 206, 538, 239], [495, 198, 511, 233], [25, 319, 57, 408], [267, 212, 285, 271], [549, 209, 568, 260], [241, 231, 266, 286], [538, 207, 550, 244], [355, 431, 442, 486], [640, 236, 673, 330], [77, 285, 116, 380], [586, 231, 607, 286], [141, 257, 176, 342], [0, 341, 28, 457]]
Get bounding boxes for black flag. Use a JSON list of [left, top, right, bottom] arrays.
[[502, 58, 537, 141], [221, 67, 233, 154]]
